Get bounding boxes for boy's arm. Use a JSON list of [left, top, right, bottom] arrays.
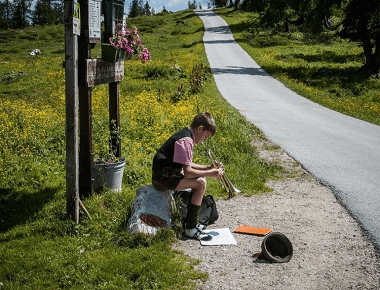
[[182, 163, 223, 179], [191, 161, 224, 171], [190, 162, 213, 170]]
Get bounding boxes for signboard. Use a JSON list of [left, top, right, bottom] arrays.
[[88, 0, 101, 43], [85, 59, 125, 87], [73, 0, 81, 36]]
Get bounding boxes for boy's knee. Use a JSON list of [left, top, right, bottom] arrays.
[[197, 177, 207, 191]]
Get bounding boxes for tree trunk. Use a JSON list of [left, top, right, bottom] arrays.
[[361, 37, 374, 71], [372, 34, 380, 73], [285, 15, 290, 33], [361, 35, 380, 74]]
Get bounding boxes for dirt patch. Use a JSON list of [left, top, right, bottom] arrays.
[[174, 138, 380, 289]]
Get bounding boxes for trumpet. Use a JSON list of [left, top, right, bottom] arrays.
[[202, 142, 241, 199]]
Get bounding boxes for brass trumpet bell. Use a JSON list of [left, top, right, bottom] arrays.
[[202, 142, 241, 199]]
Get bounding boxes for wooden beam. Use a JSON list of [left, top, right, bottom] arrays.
[[109, 82, 121, 157], [78, 0, 93, 196], [85, 59, 124, 87], [65, 0, 80, 223]]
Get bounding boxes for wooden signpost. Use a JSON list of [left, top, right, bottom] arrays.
[[65, 0, 125, 222], [65, 0, 80, 222]]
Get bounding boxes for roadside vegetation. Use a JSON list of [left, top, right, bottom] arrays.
[[0, 10, 280, 289], [1, 2, 379, 287], [215, 6, 380, 126]]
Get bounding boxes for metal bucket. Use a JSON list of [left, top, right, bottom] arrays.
[[93, 158, 125, 192]]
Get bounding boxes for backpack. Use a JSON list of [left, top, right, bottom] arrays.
[[173, 190, 219, 225]]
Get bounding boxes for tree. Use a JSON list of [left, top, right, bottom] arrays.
[[143, 0, 151, 16], [52, 0, 64, 24], [128, 0, 143, 18], [301, 0, 344, 33], [188, 0, 196, 9], [12, 0, 31, 28], [33, 0, 52, 25], [259, 0, 297, 32], [0, 0, 13, 28], [251, 0, 380, 73], [340, 0, 380, 73], [304, 0, 380, 73], [241, 0, 266, 12], [30, 0, 63, 25], [211, 0, 227, 9]]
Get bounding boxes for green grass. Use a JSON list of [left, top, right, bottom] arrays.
[[215, 7, 380, 126], [0, 10, 281, 289], [3, 6, 378, 289], [3, 7, 379, 288]]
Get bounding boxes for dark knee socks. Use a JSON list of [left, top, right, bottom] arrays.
[[186, 203, 200, 229]]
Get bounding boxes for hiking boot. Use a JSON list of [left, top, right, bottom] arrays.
[[184, 227, 212, 241]]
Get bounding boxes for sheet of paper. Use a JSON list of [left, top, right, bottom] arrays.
[[200, 228, 237, 246]]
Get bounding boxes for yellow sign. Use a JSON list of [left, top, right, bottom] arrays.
[[73, 0, 81, 36]]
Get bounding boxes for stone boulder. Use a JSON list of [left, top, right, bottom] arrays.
[[126, 185, 174, 235]]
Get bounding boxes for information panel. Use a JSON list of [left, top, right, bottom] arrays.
[[88, 0, 101, 43]]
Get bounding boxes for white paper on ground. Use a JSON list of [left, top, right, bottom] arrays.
[[200, 228, 237, 246]]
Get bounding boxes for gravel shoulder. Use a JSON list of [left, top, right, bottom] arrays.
[[174, 138, 380, 290]]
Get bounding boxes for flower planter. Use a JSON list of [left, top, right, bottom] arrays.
[[93, 158, 126, 192], [101, 44, 131, 62]]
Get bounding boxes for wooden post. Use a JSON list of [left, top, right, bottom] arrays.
[[78, 0, 93, 196], [65, 0, 80, 222], [64, 0, 125, 222], [109, 82, 121, 157]]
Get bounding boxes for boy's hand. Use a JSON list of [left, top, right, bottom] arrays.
[[214, 167, 224, 179], [215, 160, 224, 169]]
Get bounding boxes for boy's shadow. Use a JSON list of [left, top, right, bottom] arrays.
[[180, 230, 219, 241]]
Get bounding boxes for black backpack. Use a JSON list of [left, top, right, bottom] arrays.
[[173, 190, 219, 225]]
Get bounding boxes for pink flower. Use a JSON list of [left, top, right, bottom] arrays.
[[108, 22, 150, 63]]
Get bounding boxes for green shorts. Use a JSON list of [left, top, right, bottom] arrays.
[[152, 167, 184, 190]]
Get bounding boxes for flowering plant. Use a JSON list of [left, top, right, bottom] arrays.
[[109, 23, 151, 63], [93, 120, 122, 165]]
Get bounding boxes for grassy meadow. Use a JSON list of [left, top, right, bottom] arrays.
[[216, 7, 380, 126], [0, 9, 280, 289], [1, 6, 379, 289]]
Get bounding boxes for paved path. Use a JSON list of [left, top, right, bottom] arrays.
[[195, 9, 380, 249]]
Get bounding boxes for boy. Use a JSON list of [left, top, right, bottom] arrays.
[[152, 112, 224, 240]]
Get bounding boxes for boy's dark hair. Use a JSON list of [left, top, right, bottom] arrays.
[[190, 112, 216, 135]]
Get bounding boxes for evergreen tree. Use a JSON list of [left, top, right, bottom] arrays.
[[211, 0, 227, 9], [12, 0, 31, 28], [340, 0, 380, 73], [128, 0, 142, 18], [259, 0, 298, 33], [31, 0, 63, 25], [52, 0, 64, 23], [143, 0, 151, 16], [0, 0, 13, 28], [240, 0, 380, 73]]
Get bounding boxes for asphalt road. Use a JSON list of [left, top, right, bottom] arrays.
[[195, 9, 380, 249]]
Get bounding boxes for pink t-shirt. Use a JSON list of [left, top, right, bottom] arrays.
[[173, 137, 194, 165]]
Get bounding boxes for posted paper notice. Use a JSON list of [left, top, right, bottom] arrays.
[[200, 228, 237, 246]]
